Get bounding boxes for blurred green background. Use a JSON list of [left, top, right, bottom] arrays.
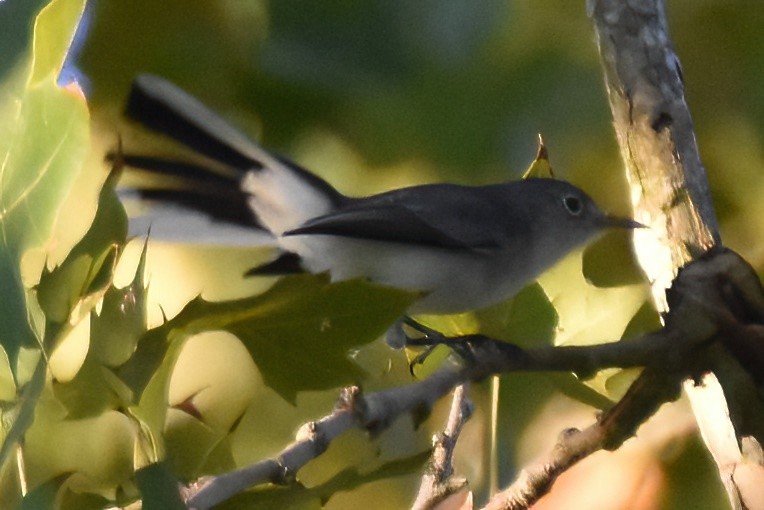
[[3, 1, 762, 508], [72, 0, 764, 270]]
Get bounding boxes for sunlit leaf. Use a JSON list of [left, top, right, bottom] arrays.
[[0, 357, 47, 469], [521, 134, 555, 179], [538, 249, 647, 347], [0, 0, 88, 479], [164, 409, 230, 479], [124, 274, 415, 403], [52, 360, 133, 419], [28, 0, 87, 86], [128, 323, 187, 465], [21, 473, 118, 510], [89, 235, 146, 368], [37, 165, 128, 330], [0, 0, 88, 375], [537, 248, 649, 400], [23, 402, 136, 498]]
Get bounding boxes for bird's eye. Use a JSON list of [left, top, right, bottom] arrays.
[[563, 195, 583, 215]]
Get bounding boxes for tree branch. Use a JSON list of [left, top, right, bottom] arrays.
[[412, 384, 473, 510], [589, 0, 719, 298], [589, 1, 764, 507], [482, 364, 682, 510], [185, 248, 763, 509]]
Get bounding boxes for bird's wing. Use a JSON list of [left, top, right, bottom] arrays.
[[285, 184, 527, 250]]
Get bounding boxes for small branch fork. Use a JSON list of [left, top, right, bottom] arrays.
[[412, 384, 474, 510], [184, 247, 764, 510]]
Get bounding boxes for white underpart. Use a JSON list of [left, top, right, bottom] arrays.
[[286, 229, 586, 314]]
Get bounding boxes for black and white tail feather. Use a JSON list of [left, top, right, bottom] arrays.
[[119, 74, 640, 314], [122, 74, 344, 247]]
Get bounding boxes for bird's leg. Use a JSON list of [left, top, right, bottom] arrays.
[[394, 316, 485, 368]]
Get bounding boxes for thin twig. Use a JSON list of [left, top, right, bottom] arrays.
[[184, 324, 684, 509], [412, 384, 473, 510], [482, 365, 684, 510], [185, 248, 763, 509]]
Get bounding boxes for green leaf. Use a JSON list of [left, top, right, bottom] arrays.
[[0, 355, 47, 469], [538, 249, 646, 347], [37, 167, 128, 392], [122, 274, 415, 403], [52, 360, 134, 418], [89, 234, 146, 368], [19, 474, 114, 510], [129, 328, 187, 464], [0, 0, 89, 482], [37, 166, 128, 329], [0, 0, 48, 83], [28, 0, 87, 86], [135, 462, 186, 510], [164, 410, 230, 479], [216, 450, 431, 510], [409, 282, 558, 378], [537, 248, 649, 401], [0, 0, 88, 374]]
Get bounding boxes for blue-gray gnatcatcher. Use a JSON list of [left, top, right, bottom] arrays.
[[121, 74, 642, 315]]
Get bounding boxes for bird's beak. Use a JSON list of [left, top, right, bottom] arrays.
[[603, 215, 646, 230]]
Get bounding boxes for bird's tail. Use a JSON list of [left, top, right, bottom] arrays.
[[120, 74, 345, 236]]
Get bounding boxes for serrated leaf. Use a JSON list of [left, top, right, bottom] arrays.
[[89, 236, 146, 368], [0, 0, 89, 477], [123, 274, 415, 403], [409, 282, 558, 378], [128, 325, 188, 464], [37, 165, 128, 330], [164, 409, 229, 479], [23, 403, 136, 499], [0, 0, 88, 374]]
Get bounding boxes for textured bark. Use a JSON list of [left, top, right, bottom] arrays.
[[589, 0, 719, 306], [590, 1, 762, 508]]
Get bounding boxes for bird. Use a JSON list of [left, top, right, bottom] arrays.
[[117, 74, 642, 316]]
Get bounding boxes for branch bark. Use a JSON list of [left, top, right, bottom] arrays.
[[412, 384, 473, 510], [184, 247, 764, 509], [182, 326, 677, 509], [589, 0, 719, 301], [589, 1, 764, 508]]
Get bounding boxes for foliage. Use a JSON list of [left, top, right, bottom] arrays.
[[1, 0, 754, 509], [0, 1, 416, 507]]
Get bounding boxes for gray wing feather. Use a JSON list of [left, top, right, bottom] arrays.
[[285, 183, 528, 250]]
